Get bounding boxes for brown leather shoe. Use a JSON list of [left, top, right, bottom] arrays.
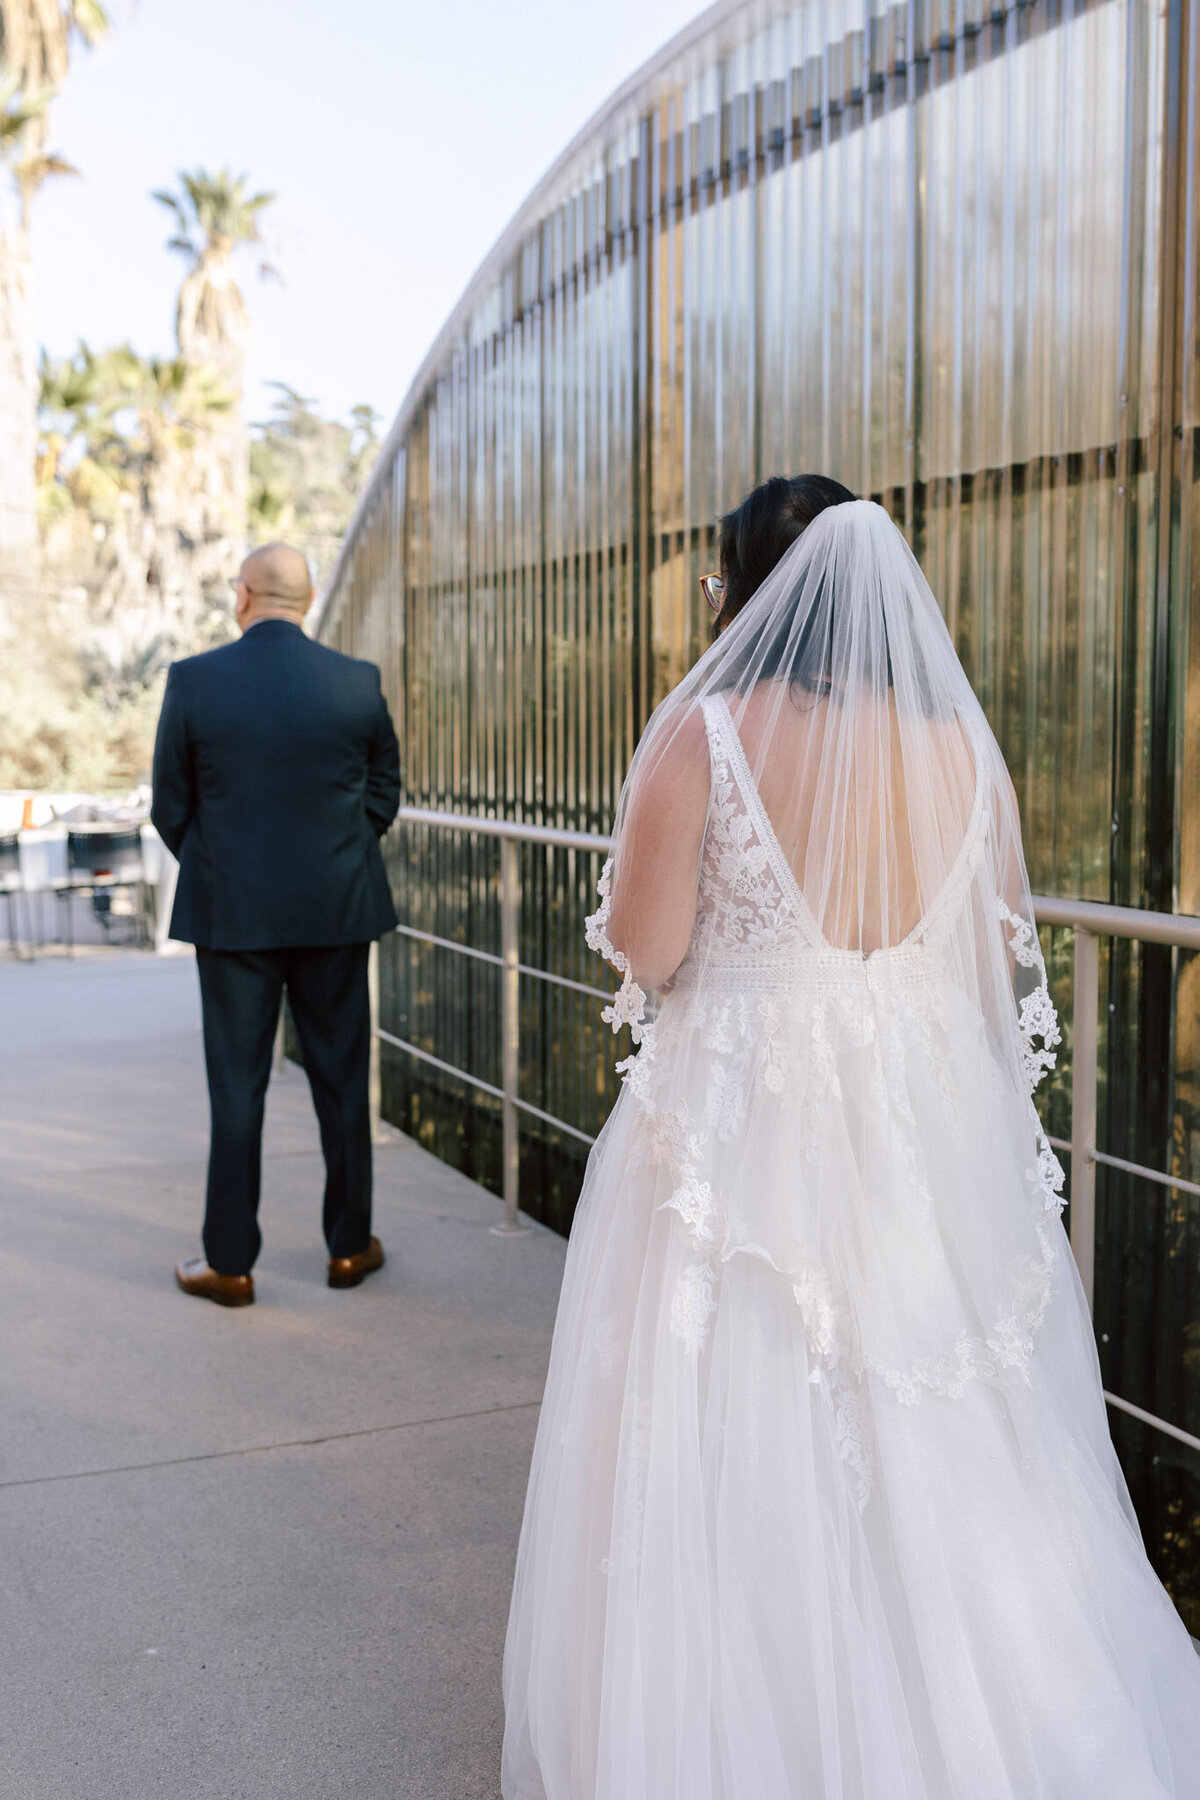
[[175, 1258, 255, 1307], [327, 1235, 385, 1289]]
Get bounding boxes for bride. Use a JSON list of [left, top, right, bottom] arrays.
[[501, 482, 1200, 1799]]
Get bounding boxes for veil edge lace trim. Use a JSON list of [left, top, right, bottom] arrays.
[[585, 859, 649, 1044]]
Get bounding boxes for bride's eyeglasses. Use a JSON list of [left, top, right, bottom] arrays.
[[700, 572, 726, 614]]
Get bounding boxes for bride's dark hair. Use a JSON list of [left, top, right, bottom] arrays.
[[718, 477, 945, 717], [716, 473, 856, 629]]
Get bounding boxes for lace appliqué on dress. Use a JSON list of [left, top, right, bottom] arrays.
[[625, 1090, 723, 1354], [821, 1371, 876, 1514], [869, 1222, 1058, 1406], [649, 1104, 721, 1250], [793, 1264, 876, 1510], [696, 704, 808, 959], [670, 1262, 718, 1355]]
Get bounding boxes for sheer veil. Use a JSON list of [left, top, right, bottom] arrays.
[[586, 497, 1064, 1398], [594, 499, 1056, 1092]]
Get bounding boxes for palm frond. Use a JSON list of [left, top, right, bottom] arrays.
[[16, 150, 80, 188], [39, 334, 241, 506], [158, 165, 278, 259], [0, 78, 53, 147], [69, 0, 112, 45], [0, 4, 105, 144]]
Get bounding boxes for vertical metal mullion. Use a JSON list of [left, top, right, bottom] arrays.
[[495, 834, 530, 1235], [1070, 926, 1101, 1312]]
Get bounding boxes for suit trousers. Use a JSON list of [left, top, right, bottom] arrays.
[[196, 943, 373, 1275]]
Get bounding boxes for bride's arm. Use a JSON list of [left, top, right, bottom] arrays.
[[604, 711, 711, 992]]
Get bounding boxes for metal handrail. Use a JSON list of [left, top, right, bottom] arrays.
[[377, 804, 1200, 1455], [391, 804, 612, 855], [1035, 898, 1200, 1459], [1031, 892, 1200, 950], [381, 808, 615, 1231], [393, 922, 615, 1003]]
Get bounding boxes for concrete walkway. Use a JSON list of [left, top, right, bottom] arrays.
[[0, 948, 567, 1798]]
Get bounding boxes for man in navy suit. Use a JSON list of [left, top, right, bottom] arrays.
[[151, 542, 401, 1307]]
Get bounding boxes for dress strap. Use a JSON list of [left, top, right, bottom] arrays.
[[699, 693, 725, 763], [701, 692, 826, 950]]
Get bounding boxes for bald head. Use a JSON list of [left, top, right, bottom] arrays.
[[235, 542, 314, 632]]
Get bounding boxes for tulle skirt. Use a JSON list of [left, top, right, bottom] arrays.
[[501, 988, 1200, 1800]]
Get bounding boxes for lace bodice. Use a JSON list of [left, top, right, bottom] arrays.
[[671, 696, 814, 986]]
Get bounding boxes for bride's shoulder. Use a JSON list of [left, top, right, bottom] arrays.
[[646, 703, 711, 771], [629, 705, 712, 817]]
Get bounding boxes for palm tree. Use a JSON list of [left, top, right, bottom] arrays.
[[153, 169, 275, 380], [38, 339, 231, 517], [36, 338, 239, 711], [0, 1, 108, 552], [152, 168, 275, 534], [0, 0, 108, 139]]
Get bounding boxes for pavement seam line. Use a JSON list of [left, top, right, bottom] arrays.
[[0, 1399, 544, 1492], [2, 1147, 357, 1177]]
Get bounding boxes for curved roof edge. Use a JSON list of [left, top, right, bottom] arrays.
[[317, 0, 750, 634]]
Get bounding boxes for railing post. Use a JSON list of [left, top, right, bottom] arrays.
[[367, 938, 401, 1146], [1069, 927, 1100, 1312], [368, 938, 383, 1140], [494, 834, 530, 1235]]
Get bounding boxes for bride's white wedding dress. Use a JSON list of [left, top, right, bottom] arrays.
[[501, 503, 1200, 1800]]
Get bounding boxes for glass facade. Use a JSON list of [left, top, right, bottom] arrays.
[[321, 0, 1200, 1621]]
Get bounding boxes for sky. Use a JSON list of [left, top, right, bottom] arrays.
[[30, 0, 703, 432]]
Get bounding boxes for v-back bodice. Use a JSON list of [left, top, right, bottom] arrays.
[[671, 694, 989, 995]]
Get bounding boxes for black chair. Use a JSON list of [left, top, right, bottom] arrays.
[[0, 832, 31, 958], [58, 827, 148, 952]]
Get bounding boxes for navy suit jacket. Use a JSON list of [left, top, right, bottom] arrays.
[[151, 620, 400, 950]]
